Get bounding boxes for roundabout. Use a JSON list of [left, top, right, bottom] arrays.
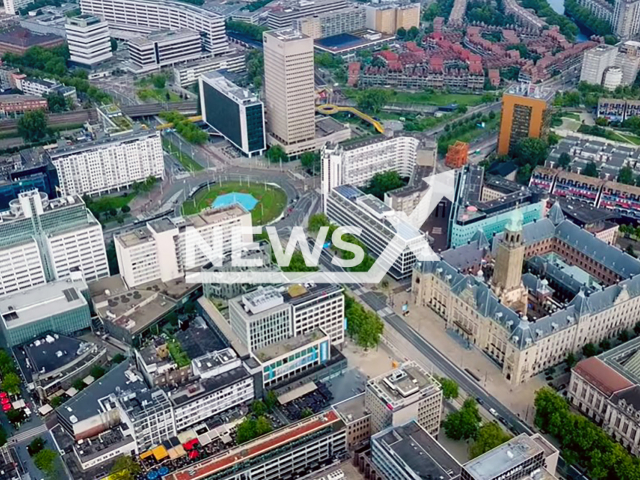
[[182, 181, 288, 225]]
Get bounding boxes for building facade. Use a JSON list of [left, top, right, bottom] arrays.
[[66, 14, 112, 66], [326, 185, 429, 279], [79, 0, 227, 55], [173, 51, 245, 88], [115, 205, 252, 288], [0, 94, 47, 115], [0, 191, 108, 296], [322, 136, 418, 204], [580, 44, 618, 85], [263, 29, 316, 155], [498, 84, 552, 156], [364, 4, 420, 34], [613, 0, 640, 38], [47, 130, 164, 197], [292, 6, 366, 39], [365, 362, 443, 436], [128, 30, 203, 72], [267, 0, 348, 29], [200, 71, 265, 157]]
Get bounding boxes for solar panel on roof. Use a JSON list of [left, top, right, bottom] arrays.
[[63, 288, 79, 302]]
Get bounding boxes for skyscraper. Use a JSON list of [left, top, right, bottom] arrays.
[[263, 29, 316, 155], [497, 84, 552, 156], [65, 14, 112, 66], [613, 0, 640, 39]]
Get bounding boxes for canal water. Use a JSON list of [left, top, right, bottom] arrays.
[[546, 0, 591, 42]]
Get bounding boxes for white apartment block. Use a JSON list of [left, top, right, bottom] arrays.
[[267, 0, 348, 29], [322, 136, 419, 203], [613, 0, 640, 38], [79, 0, 227, 55], [4, 0, 34, 15], [326, 185, 428, 280], [365, 362, 443, 436], [173, 51, 245, 88], [16, 77, 57, 97], [580, 45, 618, 85], [0, 191, 108, 297], [228, 283, 345, 352], [115, 205, 252, 288], [292, 6, 366, 39], [47, 130, 164, 197], [128, 29, 203, 73], [66, 14, 113, 66], [169, 349, 254, 431], [263, 29, 316, 154]]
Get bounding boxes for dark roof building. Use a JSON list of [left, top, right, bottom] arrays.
[[0, 27, 64, 55]]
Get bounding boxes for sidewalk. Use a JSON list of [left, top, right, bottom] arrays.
[[389, 290, 544, 423]]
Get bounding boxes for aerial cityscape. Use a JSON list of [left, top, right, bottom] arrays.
[[0, 0, 639, 479]]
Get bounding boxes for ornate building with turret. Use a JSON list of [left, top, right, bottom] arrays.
[[412, 202, 639, 385]]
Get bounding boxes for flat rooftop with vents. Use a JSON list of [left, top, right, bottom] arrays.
[[367, 361, 440, 410]]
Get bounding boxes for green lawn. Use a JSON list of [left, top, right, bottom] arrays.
[[390, 92, 485, 107], [561, 112, 581, 121], [87, 193, 135, 213], [182, 181, 288, 225], [137, 88, 181, 103], [163, 138, 204, 172]]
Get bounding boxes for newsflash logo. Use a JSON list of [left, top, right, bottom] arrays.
[[185, 170, 455, 285]]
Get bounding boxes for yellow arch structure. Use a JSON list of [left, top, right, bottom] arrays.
[[316, 104, 385, 134], [156, 115, 203, 130]]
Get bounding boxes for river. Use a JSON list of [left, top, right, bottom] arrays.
[[546, 0, 590, 42]]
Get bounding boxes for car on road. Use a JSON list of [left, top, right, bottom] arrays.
[[476, 397, 484, 405], [489, 407, 498, 417]]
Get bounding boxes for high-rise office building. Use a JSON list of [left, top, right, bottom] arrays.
[[79, 0, 227, 55], [200, 71, 266, 157], [613, 0, 640, 38], [580, 44, 617, 85], [365, 3, 420, 34], [497, 84, 553, 156], [128, 30, 203, 72], [47, 130, 164, 197], [115, 205, 252, 288], [65, 14, 113, 67], [0, 191, 108, 297], [263, 29, 316, 154], [292, 6, 366, 39]]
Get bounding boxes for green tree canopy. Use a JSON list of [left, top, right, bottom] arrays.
[[28, 437, 46, 456], [558, 152, 572, 170], [470, 422, 512, 458], [512, 137, 549, 168], [619, 165, 635, 185], [308, 213, 330, 233], [6, 408, 25, 427], [582, 343, 598, 357], [265, 145, 287, 163], [1, 372, 21, 395], [110, 456, 141, 480], [300, 151, 320, 173], [33, 449, 58, 478], [439, 377, 459, 400], [356, 88, 392, 114], [583, 161, 599, 178], [443, 398, 481, 441], [364, 170, 405, 200], [225, 20, 268, 42], [251, 400, 267, 416], [345, 295, 384, 348], [17, 109, 48, 143]]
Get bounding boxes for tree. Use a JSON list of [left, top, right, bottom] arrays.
[[236, 417, 257, 444], [584, 161, 599, 178], [345, 295, 384, 348], [255, 416, 272, 436], [264, 390, 278, 411], [251, 400, 267, 416], [112, 353, 126, 364], [265, 145, 287, 163], [582, 343, 598, 357], [619, 166, 635, 185], [17, 109, 48, 143], [33, 449, 57, 477], [396, 27, 407, 39], [90, 365, 106, 379], [308, 213, 330, 234], [443, 398, 481, 440], [109, 208, 118, 217], [619, 330, 631, 343], [152, 74, 166, 89], [364, 171, 405, 200], [1, 372, 20, 395], [439, 377, 459, 400], [72, 379, 86, 391], [599, 339, 611, 351], [50, 396, 64, 408], [356, 88, 391, 114], [245, 49, 264, 87], [6, 408, 25, 427], [121, 205, 131, 214], [111, 38, 118, 52], [565, 352, 577, 368], [407, 26, 420, 40], [110, 456, 141, 480], [45, 92, 69, 113], [300, 151, 320, 173], [0, 426, 6, 447], [470, 422, 512, 458], [28, 437, 46, 456], [558, 152, 572, 170], [513, 138, 548, 168], [0, 350, 15, 376], [300, 407, 313, 419]]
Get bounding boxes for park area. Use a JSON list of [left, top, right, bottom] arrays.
[[182, 181, 287, 225]]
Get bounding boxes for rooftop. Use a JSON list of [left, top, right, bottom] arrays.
[[505, 83, 554, 102], [201, 71, 261, 106], [96, 288, 176, 335], [0, 94, 47, 104], [367, 361, 440, 409], [129, 29, 200, 47], [0, 27, 63, 48], [253, 328, 328, 363], [374, 420, 461, 480], [573, 357, 633, 396], [74, 427, 135, 462], [21, 334, 95, 377], [0, 277, 88, 329], [168, 364, 250, 407], [47, 129, 160, 159], [463, 434, 543, 480], [332, 392, 369, 423], [264, 28, 309, 42]]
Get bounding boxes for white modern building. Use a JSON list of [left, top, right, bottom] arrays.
[[326, 185, 428, 279], [613, 0, 640, 38], [580, 44, 618, 85], [66, 14, 113, 66], [169, 349, 254, 431], [16, 77, 76, 102], [47, 130, 164, 197], [322, 136, 419, 205], [173, 51, 245, 88], [604, 67, 623, 90], [200, 71, 265, 157], [292, 6, 365, 39], [115, 205, 252, 288], [79, 0, 227, 55], [0, 191, 108, 297], [267, 0, 348, 29], [4, 0, 34, 15], [228, 283, 345, 352], [128, 29, 203, 73], [365, 361, 443, 436]]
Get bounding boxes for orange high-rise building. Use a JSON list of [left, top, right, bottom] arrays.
[[497, 84, 553, 156], [445, 141, 469, 168]]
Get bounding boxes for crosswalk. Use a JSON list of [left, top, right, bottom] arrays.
[[8, 423, 48, 444]]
